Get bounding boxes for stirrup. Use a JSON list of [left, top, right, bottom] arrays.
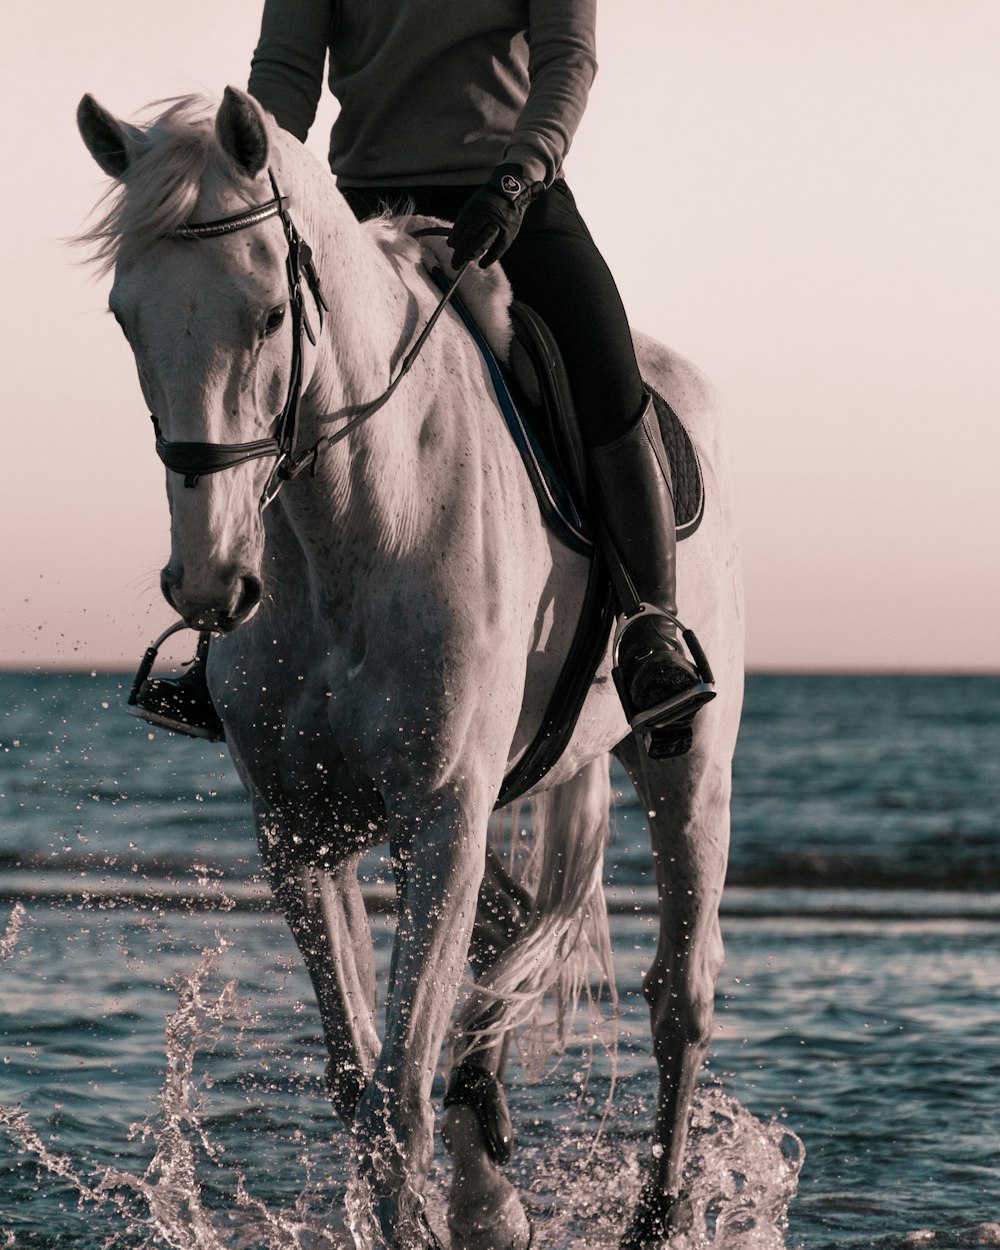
[[126, 622, 225, 742], [611, 605, 716, 737]]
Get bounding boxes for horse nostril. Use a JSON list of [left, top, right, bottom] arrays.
[[235, 574, 262, 620], [160, 569, 180, 610]]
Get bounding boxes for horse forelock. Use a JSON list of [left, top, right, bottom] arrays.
[[76, 95, 259, 275]]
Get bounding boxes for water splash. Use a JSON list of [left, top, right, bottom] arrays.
[[0, 939, 347, 1250], [0, 904, 25, 960], [0, 1102, 105, 1201], [0, 1100, 129, 1247], [681, 1085, 804, 1248], [1, 929, 802, 1249], [509, 1083, 803, 1249], [343, 1170, 450, 1250], [97, 942, 258, 1248]]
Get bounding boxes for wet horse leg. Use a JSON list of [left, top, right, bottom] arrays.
[[443, 759, 613, 1250], [267, 852, 381, 1124], [442, 845, 532, 1250], [613, 731, 731, 1245], [352, 780, 494, 1249], [467, 844, 534, 983]]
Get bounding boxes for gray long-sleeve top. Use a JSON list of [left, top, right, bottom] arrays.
[[248, 0, 597, 187]]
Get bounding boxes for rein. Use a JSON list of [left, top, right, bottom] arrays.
[[151, 172, 469, 509]]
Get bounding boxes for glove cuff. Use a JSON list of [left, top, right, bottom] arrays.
[[489, 163, 544, 202]]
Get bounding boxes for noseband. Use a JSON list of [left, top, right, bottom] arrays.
[[151, 171, 468, 510]]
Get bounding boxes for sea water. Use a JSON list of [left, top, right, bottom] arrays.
[[1, 673, 998, 1247]]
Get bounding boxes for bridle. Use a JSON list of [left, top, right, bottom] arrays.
[[151, 170, 469, 510]]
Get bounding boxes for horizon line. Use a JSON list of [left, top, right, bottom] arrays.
[[2, 664, 998, 678]]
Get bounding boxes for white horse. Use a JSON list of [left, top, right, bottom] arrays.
[[78, 88, 743, 1250]]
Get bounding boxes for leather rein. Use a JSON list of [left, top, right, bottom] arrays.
[[152, 170, 469, 510]]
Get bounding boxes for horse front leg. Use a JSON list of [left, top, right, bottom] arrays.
[[264, 841, 381, 1125], [613, 731, 731, 1247], [441, 846, 532, 1250], [443, 755, 613, 1250], [352, 780, 493, 1249]]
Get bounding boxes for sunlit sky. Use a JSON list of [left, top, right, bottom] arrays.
[[2, 1, 998, 671]]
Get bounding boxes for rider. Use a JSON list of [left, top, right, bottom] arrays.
[[131, 0, 715, 758]]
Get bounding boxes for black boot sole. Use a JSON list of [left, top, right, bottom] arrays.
[[125, 703, 225, 742], [626, 682, 716, 735], [613, 666, 716, 758]]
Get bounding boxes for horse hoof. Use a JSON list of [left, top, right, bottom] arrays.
[[620, 1184, 694, 1248], [448, 1190, 532, 1250]]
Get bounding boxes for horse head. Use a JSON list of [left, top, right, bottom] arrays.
[[77, 89, 324, 632]]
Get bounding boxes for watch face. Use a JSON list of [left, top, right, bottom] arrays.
[[500, 173, 523, 197]]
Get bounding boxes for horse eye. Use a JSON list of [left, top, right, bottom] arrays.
[[264, 305, 286, 336]]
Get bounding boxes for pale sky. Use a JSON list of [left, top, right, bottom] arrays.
[[2, 1, 998, 671]]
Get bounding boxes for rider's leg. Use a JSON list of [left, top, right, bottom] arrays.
[[587, 398, 715, 755], [497, 183, 715, 754]]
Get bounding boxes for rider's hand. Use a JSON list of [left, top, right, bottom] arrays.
[[448, 164, 545, 269]]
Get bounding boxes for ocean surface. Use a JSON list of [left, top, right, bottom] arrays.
[[1, 672, 999, 1248]]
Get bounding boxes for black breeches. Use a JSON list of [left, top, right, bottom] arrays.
[[341, 180, 646, 446]]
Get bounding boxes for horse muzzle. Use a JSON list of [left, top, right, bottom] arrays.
[[161, 568, 262, 633]]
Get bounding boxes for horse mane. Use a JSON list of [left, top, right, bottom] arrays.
[[76, 95, 254, 276]]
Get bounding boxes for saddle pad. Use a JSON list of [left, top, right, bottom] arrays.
[[649, 386, 706, 542]]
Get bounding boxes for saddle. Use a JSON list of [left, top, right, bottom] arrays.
[[505, 301, 706, 547], [436, 274, 706, 808]]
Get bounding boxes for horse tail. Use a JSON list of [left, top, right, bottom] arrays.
[[451, 755, 618, 1079]]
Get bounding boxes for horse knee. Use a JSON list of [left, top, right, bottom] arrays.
[[643, 962, 719, 1055], [652, 992, 715, 1058]]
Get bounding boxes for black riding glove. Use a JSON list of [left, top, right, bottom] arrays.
[[448, 164, 545, 269]]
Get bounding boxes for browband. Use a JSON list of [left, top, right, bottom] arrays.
[[169, 197, 285, 240]]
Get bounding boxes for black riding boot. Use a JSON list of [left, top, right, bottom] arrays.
[[127, 631, 225, 741], [589, 395, 715, 758]]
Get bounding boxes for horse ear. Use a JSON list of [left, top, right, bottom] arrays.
[[77, 94, 138, 178], [216, 87, 270, 177]]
